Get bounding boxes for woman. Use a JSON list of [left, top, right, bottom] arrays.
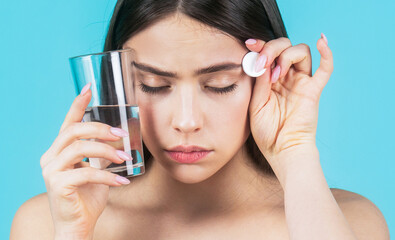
[[11, 0, 389, 239]]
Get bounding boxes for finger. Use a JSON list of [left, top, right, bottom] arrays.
[[50, 168, 130, 191], [312, 34, 334, 90], [59, 82, 92, 133], [48, 140, 132, 172], [255, 37, 292, 73], [249, 38, 292, 111], [47, 122, 127, 160], [249, 65, 273, 115], [74, 161, 90, 168], [275, 43, 312, 81], [42, 160, 89, 177], [245, 39, 266, 53]]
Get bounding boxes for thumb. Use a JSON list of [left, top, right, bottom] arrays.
[[59, 82, 92, 133]]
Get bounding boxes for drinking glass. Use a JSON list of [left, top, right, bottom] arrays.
[[69, 49, 144, 177]]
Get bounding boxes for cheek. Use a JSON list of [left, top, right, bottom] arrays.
[[137, 94, 169, 128], [136, 96, 163, 152], [202, 83, 252, 155], [210, 86, 252, 136], [215, 78, 252, 119]]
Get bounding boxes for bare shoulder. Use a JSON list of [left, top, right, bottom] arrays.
[[10, 192, 54, 240], [330, 188, 390, 240]]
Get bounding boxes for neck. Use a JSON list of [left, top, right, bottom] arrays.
[[109, 146, 283, 219]]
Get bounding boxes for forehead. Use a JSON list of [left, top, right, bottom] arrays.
[[123, 13, 248, 74]]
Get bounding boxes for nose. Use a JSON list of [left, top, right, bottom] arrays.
[[171, 86, 203, 133]]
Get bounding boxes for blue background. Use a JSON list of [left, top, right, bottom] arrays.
[[1, 0, 394, 238]]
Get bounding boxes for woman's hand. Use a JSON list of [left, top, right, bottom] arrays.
[[247, 35, 333, 175], [40, 86, 132, 239]]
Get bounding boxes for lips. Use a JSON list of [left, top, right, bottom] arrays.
[[165, 145, 212, 163], [167, 145, 210, 152]]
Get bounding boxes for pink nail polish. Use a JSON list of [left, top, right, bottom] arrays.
[[255, 55, 267, 72], [116, 150, 133, 161], [110, 127, 129, 137], [245, 39, 257, 45], [271, 65, 281, 83], [321, 33, 328, 45], [116, 175, 130, 185], [80, 82, 91, 96]]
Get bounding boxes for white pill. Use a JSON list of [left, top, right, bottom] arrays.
[[242, 51, 266, 77]]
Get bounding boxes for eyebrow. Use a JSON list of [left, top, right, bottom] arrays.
[[132, 61, 241, 78]]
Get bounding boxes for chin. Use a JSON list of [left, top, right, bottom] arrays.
[[169, 164, 216, 184]]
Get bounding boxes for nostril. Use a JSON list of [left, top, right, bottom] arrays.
[[173, 122, 200, 133]]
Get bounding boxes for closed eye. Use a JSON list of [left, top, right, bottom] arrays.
[[206, 84, 238, 94], [138, 83, 169, 94], [138, 83, 238, 95]]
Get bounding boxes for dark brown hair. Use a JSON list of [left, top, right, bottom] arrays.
[[103, 0, 288, 176]]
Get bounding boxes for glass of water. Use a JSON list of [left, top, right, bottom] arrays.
[[69, 49, 145, 177]]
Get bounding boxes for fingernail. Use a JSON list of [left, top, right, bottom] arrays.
[[245, 39, 257, 45], [80, 82, 91, 96], [271, 65, 281, 83], [116, 150, 133, 161], [110, 127, 129, 137], [115, 175, 130, 185], [321, 33, 328, 45], [255, 54, 267, 72]]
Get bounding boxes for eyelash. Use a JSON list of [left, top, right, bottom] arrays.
[[138, 83, 238, 95]]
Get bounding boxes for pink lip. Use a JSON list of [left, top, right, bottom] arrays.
[[167, 145, 210, 152], [165, 145, 212, 163], [165, 150, 212, 164]]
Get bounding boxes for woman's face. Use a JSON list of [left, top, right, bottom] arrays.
[[123, 14, 253, 184]]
